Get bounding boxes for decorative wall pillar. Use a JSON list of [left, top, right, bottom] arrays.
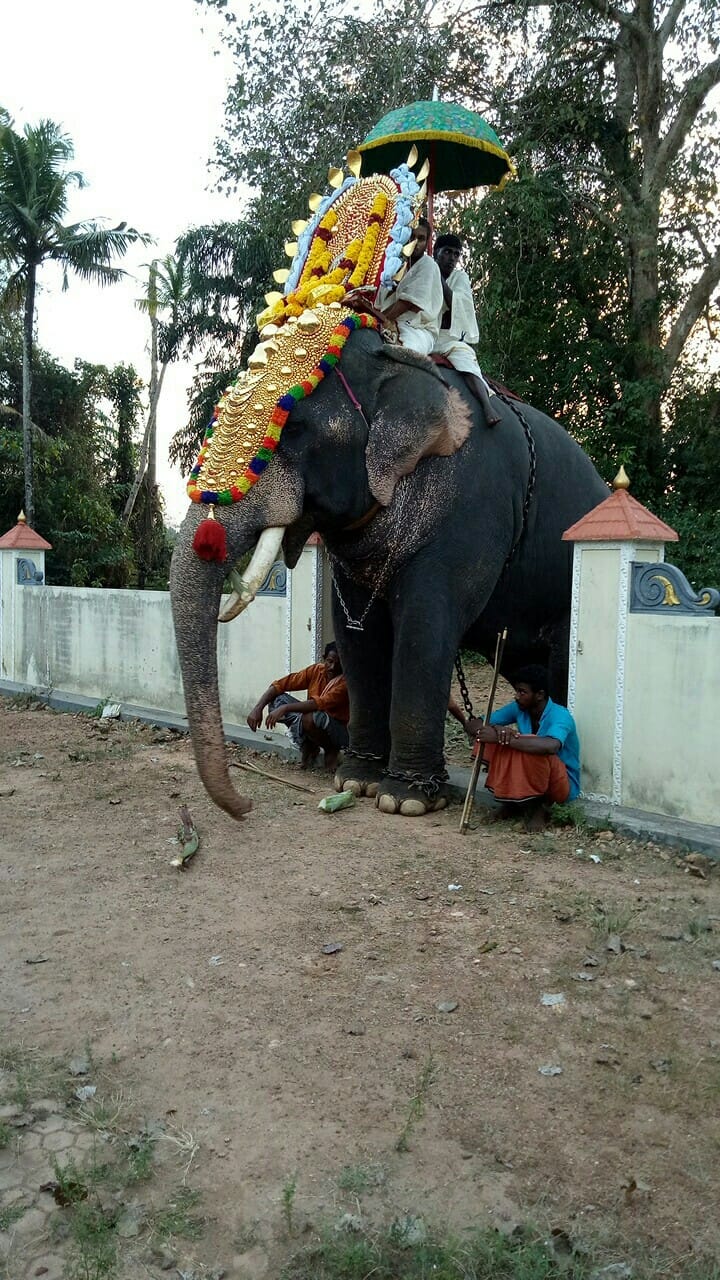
[[0, 512, 52, 684], [562, 469, 677, 806]]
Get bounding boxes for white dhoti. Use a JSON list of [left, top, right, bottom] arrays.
[[378, 255, 443, 356], [435, 267, 494, 394], [396, 321, 435, 355], [433, 333, 491, 391]]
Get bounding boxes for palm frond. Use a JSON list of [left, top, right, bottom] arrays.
[[0, 266, 27, 310], [56, 220, 153, 263]]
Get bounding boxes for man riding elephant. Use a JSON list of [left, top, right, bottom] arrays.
[[432, 232, 500, 428], [170, 161, 608, 821]]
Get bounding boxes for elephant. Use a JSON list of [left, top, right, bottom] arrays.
[[170, 324, 608, 820]]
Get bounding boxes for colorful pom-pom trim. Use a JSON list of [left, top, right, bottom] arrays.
[[187, 312, 379, 506]]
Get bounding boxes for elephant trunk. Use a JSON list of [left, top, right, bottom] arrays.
[[170, 531, 252, 821]]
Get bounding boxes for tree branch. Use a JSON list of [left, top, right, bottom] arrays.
[[663, 240, 720, 379], [659, 0, 686, 47], [0, 404, 52, 443], [568, 0, 641, 36], [121, 362, 168, 525], [648, 55, 720, 198]]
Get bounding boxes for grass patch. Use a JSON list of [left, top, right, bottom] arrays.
[[64, 1201, 117, 1280], [0, 1120, 12, 1149], [592, 903, 635, 936], [282, 1173, 298, 1235], [152, 1186, 205, 1243], [79, 1090, 129, 1136], [685, 916, 712, 940], [395, 1054, 438, 1153], [337, 1162, 386, 1194], [283, 1224, 720, 1280], [124, 1131, 156, 1183], [282, 1223, 586, 1280], [0, 1042, 71, 1109], [0, 1204, 26, 1231], [551, 800, 591, 832]]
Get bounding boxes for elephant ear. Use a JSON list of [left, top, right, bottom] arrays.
[[365, 348, 473, 507]]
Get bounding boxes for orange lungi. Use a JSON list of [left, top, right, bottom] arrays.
[[474, 739, 570, 804]]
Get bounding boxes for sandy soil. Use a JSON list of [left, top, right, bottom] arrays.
[[1, 699, 719, 1278]]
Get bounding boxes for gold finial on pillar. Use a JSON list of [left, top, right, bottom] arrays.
[[612, 465, 630, 490], [17, 510, 27, 523]]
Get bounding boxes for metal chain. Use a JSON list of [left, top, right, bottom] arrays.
[[330, 489, 408, 631], [383, 766, 449, 799], [454, 653, 474, 719], [451, 398, 537, 720], [495, 392, 537, 572], [343, 746, 385, 763], [330, 560, 387, 632]]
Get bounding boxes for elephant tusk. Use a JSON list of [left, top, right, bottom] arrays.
[[218, 526, 286, 623]]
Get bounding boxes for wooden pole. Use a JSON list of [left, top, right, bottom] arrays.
[[458, 627, 508, 833], [427, 143, 435, 235]]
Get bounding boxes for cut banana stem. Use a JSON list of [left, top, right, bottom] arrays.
[[170, 805, 200, 868]]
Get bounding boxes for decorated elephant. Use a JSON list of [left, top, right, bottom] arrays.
[[170, 317, 608, 820]]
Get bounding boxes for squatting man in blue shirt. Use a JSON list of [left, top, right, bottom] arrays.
[[462, 664, 581, 831]]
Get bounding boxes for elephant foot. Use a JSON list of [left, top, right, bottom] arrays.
[[335, 756, 386, 798], [375, 770, 450, 816]]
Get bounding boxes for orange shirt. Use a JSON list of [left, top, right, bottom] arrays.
[[272, 663, 350, 723]]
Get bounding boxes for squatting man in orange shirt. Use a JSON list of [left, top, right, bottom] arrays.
[[246, 642, 350, 772]]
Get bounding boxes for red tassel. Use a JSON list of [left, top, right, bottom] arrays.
[[193, 516, 227, 562]]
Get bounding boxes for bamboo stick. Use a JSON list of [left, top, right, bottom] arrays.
[[230, 758, 317, 794], [459, 627, 508, 833]]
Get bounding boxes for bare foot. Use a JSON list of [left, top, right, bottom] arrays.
[[323, 749, 340, 773], [484, 802, 518, 824], [300, 742, 320, 770], [522, 800, 551, 832]]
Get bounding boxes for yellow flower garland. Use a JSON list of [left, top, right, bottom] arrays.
[[257, 191, 389, 332]]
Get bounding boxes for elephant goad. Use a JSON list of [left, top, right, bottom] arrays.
[[170, 322, 608, 820]]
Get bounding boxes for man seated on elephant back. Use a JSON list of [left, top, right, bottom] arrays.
[[466, 665, 581, 831], [432, 232, 500, 428], [247, 642, 350, 772], [348, 216, 443, 356]]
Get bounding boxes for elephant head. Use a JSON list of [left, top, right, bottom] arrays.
[[170, 325, 472, 820]]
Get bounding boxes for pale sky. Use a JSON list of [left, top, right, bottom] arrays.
[[2, 0, 245, 524]]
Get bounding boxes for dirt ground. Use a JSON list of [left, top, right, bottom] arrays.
[[1, 698, 719, 1279]]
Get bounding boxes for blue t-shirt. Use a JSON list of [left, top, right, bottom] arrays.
[[489, 698, 581, 800]]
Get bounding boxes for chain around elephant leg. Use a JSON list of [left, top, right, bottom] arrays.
[[335, 745, 387, 799], [376, 766, 450, 816]]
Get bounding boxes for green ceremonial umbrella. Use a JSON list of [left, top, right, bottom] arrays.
[[358, 101, 513, 217]]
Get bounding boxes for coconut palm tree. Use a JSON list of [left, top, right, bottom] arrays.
[[0, 111, 151, 527], [123, 253, 190, 526]]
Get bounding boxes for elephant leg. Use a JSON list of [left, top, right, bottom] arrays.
[[375, 589, 462, 817], [332, 575, 393, 798]]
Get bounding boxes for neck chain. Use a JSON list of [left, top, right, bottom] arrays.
[[329, 491, 406, 632]]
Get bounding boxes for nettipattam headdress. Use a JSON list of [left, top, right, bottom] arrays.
[[188, 149, 427, 558]]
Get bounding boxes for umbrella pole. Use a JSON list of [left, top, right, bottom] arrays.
[[427, 143, 435, 240]]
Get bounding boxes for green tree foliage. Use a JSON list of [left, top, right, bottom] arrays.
[[0, 306, 147, 586], [0, 110, 150, 527], [464, 0, 720, 506], [103, 363, 143, 509]]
